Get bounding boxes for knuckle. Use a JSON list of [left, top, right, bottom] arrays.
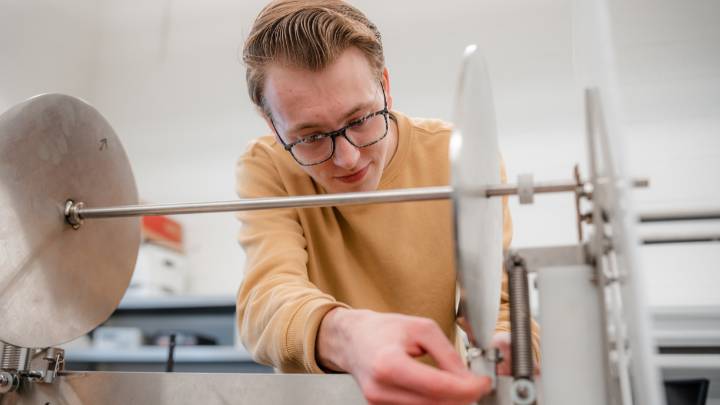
[[427, 383, 446, 398], [413, 318, 437, 333], [428, 378, 476, 401], [369, 359, 393, 383], [462, 379, 485, 400], [468, 383, 484, 399], [362, 384, 384, 404], [420, 317, 436, 328]]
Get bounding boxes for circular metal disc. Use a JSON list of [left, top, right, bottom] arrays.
[[0, 94, 139, 348], [450, 46, 503, 351]]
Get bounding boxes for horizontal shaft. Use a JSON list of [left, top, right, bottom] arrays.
[[638, 209, 720, 223], [642, 233, 720, 245], [74, 180, 584, 220], [77, 186, 454, 219]]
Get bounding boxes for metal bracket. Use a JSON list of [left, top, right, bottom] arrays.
[[0, 371, 20, 394], [517, 174, 534, 205], [467, 346, 501, 392], [64, 200, 84, 230], [29, 347, 65, 384], [0, 343, 65, 393]]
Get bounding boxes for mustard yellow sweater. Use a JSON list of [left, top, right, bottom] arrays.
[[235, 112, 538, 373]]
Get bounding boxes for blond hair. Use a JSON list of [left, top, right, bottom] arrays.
[[243, 0, 385, 115]]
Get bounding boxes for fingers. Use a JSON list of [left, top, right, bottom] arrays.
[[377, 352, 492, 402], [362, 381, 452, 405], [411, 319, 467, 374], [362, 367, 492, 405], [346, 312, 496, 404]]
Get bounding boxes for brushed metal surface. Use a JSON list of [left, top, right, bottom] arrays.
[[0, 94, 140, 348], [450, 46, 504, 353], [1, 372, 366, 405], [0, 371, 533, 404]]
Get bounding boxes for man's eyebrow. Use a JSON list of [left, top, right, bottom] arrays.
[[287, 101, 374, 134]]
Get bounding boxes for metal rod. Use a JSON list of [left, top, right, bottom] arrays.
[[75, 180, 584, 221], [70, 177, 649, 222], [642, 233, 720, 245], [483, 181, 579, 197], [639, 209, 720, 223], [77, 186, 454, 219], [166, 334, 176, 373]]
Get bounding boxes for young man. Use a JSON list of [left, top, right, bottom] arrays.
[[235, 1, 539, 404]]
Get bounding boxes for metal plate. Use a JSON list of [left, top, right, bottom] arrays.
[[450, 45, 504, 351], [0, 371, 532, 405], [574, 0, 665, 402], [0, 94, 140, 348]]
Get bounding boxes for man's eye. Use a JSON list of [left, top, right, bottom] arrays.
[[301, 134, 324, 144], [348, 117, 366, 128]]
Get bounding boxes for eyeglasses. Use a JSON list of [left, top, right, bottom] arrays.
[[271, 83, 389, 166]]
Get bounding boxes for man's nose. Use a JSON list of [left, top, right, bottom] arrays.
[[332, 134, 360, 169]]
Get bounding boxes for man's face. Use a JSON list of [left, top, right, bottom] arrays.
[[262, 48, 395, 193]]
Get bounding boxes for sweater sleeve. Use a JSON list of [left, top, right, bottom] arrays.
[[494, 160, 542, 366], [235, 141, 349, 373]]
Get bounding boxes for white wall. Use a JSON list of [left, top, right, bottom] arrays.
[[611, 0, 720, 307], [87, 0, 267, 294], [2, 0, 718, 305], [0, 1, 101, 110]]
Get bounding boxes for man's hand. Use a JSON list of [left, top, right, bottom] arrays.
[[317, 308, 492, 405]]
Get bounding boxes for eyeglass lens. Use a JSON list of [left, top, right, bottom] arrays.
[[291, 113, 387, 165]]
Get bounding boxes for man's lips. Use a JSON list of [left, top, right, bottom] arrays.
[[335, 164, 370, 183]]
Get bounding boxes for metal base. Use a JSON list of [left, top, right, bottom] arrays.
[[0, 371, 534, 405]]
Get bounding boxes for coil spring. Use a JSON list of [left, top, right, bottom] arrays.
[[507, 254, 534, 379], [0, 343, 30, 371]]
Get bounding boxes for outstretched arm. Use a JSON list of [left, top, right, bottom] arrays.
[[236, 141, 349, 373]]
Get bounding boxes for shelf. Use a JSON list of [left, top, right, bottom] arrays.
[[655, 330, 720, 348], [66, 346, 253, 363], [657, 354, 720, 370], [652, 305, 720, 348]]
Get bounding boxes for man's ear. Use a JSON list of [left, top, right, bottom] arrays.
[[382, 67, 393, 110]]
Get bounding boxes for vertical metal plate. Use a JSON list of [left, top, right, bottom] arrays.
[[0, 94, 140, 348], [574, 0, 666, 402], [451, 45, 504, 353]]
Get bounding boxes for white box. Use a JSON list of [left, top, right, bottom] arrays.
[[93, 327, 143, 349], [126, 243, 188, 297]]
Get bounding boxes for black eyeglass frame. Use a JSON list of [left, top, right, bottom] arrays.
[[270, 82, 390, 166]]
